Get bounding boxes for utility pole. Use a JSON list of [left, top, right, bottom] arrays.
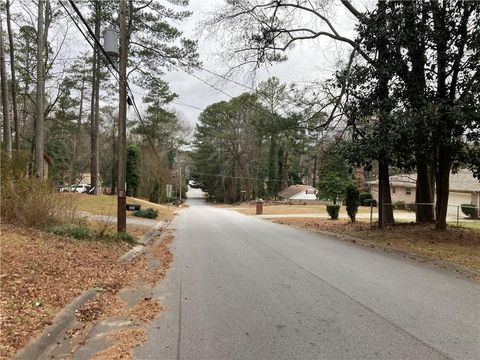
[[117, 0, 127, 233], [179, 160, 183, 202], [35, 0, 45, 178]]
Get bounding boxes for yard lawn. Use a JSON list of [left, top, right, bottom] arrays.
[[271, 218, 480, 275], [0, 225, 131, 359], [0, 223, 173, 359], [60, 193, 174, 220], [233, 203, 381, 216]]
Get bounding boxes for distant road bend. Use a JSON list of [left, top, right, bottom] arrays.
[[136, 190, 480, 360]]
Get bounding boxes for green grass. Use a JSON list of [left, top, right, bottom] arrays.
[[449, 220, 480, 230]]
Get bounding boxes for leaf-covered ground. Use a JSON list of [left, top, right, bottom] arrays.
[[271, 218, 480, 275], [0, 224, 137, 359]]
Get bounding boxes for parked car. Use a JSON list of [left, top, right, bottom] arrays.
[[73, 184, 92, 193]]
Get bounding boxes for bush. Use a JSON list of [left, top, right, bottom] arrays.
[[359, 192, 373, 206], [1, 177, 76, 228], [326, 205, 340, 220], [345, 185, 360, 222], [394, 201, 405, 210], [364, 198, 377, 207], [461, 204, 478, 219], [50, 223, 93, 240], [133, 207, 158, 219], [405, 203, 416, 212]]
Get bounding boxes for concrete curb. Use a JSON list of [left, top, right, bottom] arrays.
[[119, 218, 172, 263], [14, 217, 174, 359], [13, 288, 100, 360]]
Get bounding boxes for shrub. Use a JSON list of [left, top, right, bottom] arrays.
[[359, 192, 373, 206], [1, 177, 76, 228], [50, 223, 93, 240], [116, 232, 136, 244], [461, 204, 478, 219], [345, 185, 360, 222], [326, 205, 340, 220], [364, 198, 377, 207], [133, 207, 158, 219], [405, 203, 416, 212], [394, 201, 405, 210]]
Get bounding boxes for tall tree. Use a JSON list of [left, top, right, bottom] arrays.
[[5, 0, 19, 151], [0, 8, 12, 157]]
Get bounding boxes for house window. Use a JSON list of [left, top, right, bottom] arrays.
[[392, 187, 396, 194], [405, 187, 412, 196]]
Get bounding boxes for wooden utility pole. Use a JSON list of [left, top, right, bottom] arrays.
[[117, 0, 127, 233], [0, 10, 12, 157], [35, 0, 45, 178]]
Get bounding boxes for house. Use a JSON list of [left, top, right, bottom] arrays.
[[367, 169, 480, 215], [277, 184, 318, 204]]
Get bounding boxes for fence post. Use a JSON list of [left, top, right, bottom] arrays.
[[370, 201, 373, 228], [457, 206, 459, 227]]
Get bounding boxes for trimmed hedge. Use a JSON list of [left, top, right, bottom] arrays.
[[359, 192, 373, 206], [326, 205, 340, 220], [394, 201, 405, 210], [133, 208, 158, 219]]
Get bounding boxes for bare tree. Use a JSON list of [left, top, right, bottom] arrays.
[[6, 0, 19, 151], [1, 7, 12, 157]]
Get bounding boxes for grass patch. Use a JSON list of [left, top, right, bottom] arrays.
[[60, 194, 174, 220]]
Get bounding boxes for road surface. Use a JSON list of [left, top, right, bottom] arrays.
[[135, 196, 479, 360]]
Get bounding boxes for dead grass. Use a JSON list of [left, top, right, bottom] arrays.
[[60, 194, 174, 220], [272, 218, 480, 273], [234, 203, 381, 216]]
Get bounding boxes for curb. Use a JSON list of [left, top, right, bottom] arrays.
[[13, 288, 100, 360], [119, 218, 172, 263], [14, 217, 174, 359]]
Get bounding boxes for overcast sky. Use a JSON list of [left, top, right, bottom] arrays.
[[163, 0, 365, 127]]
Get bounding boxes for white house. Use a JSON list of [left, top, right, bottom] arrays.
[[277, 185, 318, 203], [367, 169, 480, 215]]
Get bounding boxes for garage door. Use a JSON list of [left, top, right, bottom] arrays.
[[447, 192, 472, 215]]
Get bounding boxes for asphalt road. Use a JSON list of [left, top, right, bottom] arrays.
[[135, 196, 479, 360]]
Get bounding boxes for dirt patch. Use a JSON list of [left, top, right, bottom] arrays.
[[272, 218, 480, 274], [91, 328, 146, 360]]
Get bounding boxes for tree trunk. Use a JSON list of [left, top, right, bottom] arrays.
[[71, 75, 85, 184], [34, 0, 46, 178], [90, 1, 101, 194], [378, 158, 394, 228], [6, 0, 19, 151], [0, 12, 12, 157], [415, 159, 435, 222], [435, 146, 451, 230], [267, 134, 278, 197]]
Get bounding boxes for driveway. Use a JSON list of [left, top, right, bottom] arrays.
[[135, 198, 479, 359]]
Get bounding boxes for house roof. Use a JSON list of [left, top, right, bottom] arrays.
[[367, 169, 480, 192], [278, 184, 317, 199]]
